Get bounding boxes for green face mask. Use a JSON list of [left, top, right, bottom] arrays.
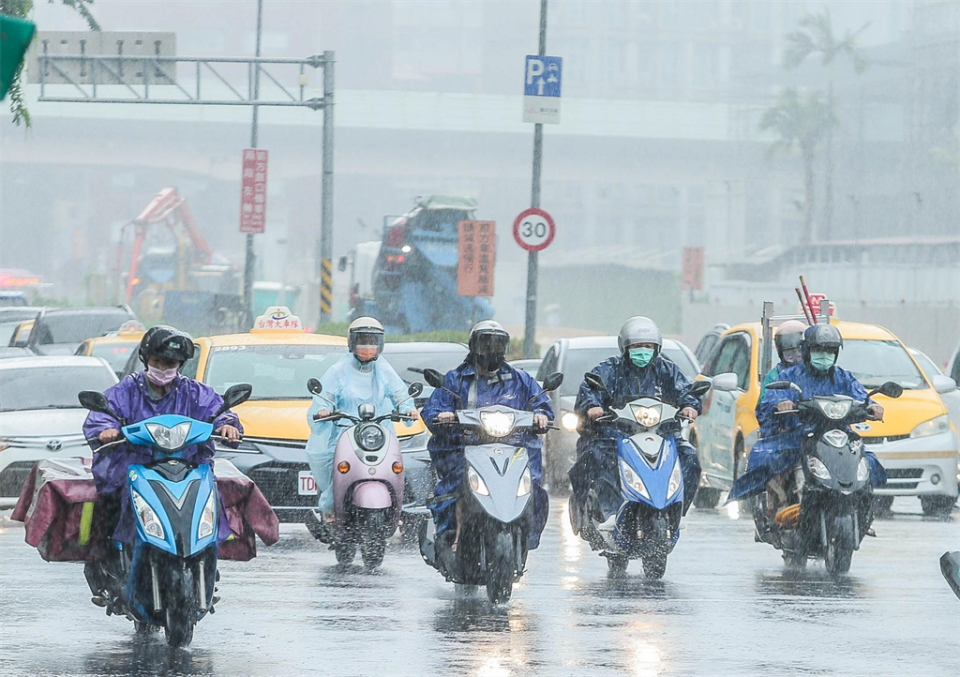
[[810, 350, 837, 372], [629, 348, 655, 368]]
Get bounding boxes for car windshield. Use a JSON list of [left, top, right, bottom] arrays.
[[383, 346, 468, 396], [204, 344, 347, 400], [90, 342, 138, 373], [36, 311, 131, 345], [0, 365, 117, 411], [837, 340, 927, 390]]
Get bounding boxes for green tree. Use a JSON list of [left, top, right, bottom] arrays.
[[783, 8, 869, 233], [759, 88, 836, 245], [1, 0, 100, 127]]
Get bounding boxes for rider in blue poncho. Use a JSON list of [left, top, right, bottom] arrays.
[[728, 324, 887, 511]]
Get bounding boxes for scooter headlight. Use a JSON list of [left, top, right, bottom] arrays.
[[857, 458, 870, 482], [480, 411, 516, 438], [198, 492, 217, 540], [131, 489, 165, 540], [632, 404, 662, 428], [467, 465, 490, 496], [816, 399, 852, 420], [356, 423, 386, 451], [667, 459, 683, 498], [807, 456, 831, 481], [145, 421, 192, 450], [517, 467, 532, 497], [560, 411, 580, 432], [619, 458, 650, 500]]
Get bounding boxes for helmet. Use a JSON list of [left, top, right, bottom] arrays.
[[618, 316, 662, 357], [138, 325, 195, 366], [802, 324, 843, 363], [468, 320, 510, 372], [774, 320, 806, 362], [348, 316, 385, 364]]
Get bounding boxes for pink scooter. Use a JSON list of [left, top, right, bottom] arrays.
[[306, 378, 422, 569]]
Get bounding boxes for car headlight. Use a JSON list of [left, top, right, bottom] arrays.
[[480, 411, 516, 437], [356, 423, 386, 451], [560, 411, 580, 432], [145, 421, 191, 450], [807, 456, 831, 481], [816, 399, 852, 420], [467, 465, 490, 496], [910, 415, 950, 439], [198, 492, 217, 540], [667, 459, 683, 498], [632, 404, 662, 428], [857, 458, 870, 482], [131, 489, 165, 540], [516, 467, 532, 497], [619, 458, 650, 499]]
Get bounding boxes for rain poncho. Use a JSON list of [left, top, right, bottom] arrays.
[[570, 355, 703, 517], [758, 362, 788, 406], [422, 361, 553, 548], [82, 372, 242, 542], [728, 362, 887, 502], [305, 354, 414, 512]]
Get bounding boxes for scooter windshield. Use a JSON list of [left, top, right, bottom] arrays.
[[121, 414, 215, 455]]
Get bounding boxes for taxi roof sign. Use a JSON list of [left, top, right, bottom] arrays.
[[252, 306, 304, 332], [116, 320, 147, 335]]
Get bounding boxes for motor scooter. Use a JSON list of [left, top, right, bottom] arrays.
[[569, 374, 711, 578], [78, 383, 252, 647], [305, 378, 422, 569], [418, 369, 563, 604], [757, 380, 902, 574]]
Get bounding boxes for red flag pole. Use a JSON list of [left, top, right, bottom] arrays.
[[799, 275, 818, 324], [795, 287, 814, 325]]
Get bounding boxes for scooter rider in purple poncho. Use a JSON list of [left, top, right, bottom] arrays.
[[82, 326, 242, 561]]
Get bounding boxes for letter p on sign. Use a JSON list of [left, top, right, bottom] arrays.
[[526, 58, 544, 85]]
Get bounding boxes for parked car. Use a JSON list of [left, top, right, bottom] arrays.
[[693, 320, 959, 516], [0, 307, 42, 348], [508, 358, 543, 376], [0, 355, 118, 506], [27, 306, 136, 356], [537, 335, 701, 492]]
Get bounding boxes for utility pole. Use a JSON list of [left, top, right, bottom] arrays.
[[523, 0, 547, 359], [242, 0, 264, 327], [320, 50, 335, 324]]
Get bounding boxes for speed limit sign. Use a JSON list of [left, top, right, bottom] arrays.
[[513, 208, 556, 252]]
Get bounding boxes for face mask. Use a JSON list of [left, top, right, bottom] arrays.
[[629, 348, 655, 369], [782, 348, 803, 366], [146, 365, 178, 386], [810, 351, 837, 372], [355, 346, 379, 363]]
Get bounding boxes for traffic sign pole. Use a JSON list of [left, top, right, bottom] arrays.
[[524, 0, 547, 359]]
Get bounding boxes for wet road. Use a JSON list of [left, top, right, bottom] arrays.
[[1, 498, 958, 677]]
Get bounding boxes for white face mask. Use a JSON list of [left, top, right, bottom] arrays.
[[146, 365, 178, 386]]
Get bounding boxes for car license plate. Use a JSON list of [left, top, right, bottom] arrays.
[[298, 471, 317, 496]]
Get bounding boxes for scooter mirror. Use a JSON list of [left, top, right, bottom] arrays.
[[215, 383, 253, 418], [541, 372, 564, 393], [307, 378, 323, 396], [687, 380, 712, 399], [408, 381, 424, 398], [584, 372, 608, 393], [876, 381, 904, 399], [766, 381, 793, 391], [78, 390, 120, 420], [423, 369, 444, 389]]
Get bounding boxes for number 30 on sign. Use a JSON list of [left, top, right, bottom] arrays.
[[513, 208, 556, 253]]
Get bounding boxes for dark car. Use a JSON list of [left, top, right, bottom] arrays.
[[28, 306, 137, 356]]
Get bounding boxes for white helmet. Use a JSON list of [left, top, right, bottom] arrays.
[[348, 316, 385, 363], [468, 320, 510, 372]]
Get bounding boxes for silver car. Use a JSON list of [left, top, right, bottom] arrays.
[[0, 355, 118, 506], [537, 336, 700, 492]]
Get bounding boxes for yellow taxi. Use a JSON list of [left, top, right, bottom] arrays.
[[693, 319, 959, 516], [75, 321, 146, 376], [186, 307, 428, 522], [7, 319, 34, 348]]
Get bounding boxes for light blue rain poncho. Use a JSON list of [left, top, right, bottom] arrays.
[[305, 353, 415, 511]]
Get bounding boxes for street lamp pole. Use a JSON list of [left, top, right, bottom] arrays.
[[242, 0, 264, 326]]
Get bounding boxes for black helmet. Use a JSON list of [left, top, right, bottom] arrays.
[[139, 325, 195, 366], [802, 324, 843, 363], [468, 320, 510, 372]]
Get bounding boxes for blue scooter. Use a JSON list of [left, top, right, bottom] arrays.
[[78, 384, 251, 647], [571, 375, 710, 578]]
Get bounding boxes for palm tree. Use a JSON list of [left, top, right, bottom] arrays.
[[759, 88, 836, 245], [783, 8, 869, 234]]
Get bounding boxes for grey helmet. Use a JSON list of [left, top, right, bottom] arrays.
[[618, 316, 663, 358]]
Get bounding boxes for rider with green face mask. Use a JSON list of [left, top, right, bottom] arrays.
[[570, 316, 703, 525]]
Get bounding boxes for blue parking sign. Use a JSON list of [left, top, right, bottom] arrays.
[[524, 55, 562, 97]]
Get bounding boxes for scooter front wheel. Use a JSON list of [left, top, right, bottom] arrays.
[[335, 542, 357, 566], [485, 530, 516, 604], [163, 564, 196, 648], [642, 554, 667, 580], [606, 554, 629, 577]]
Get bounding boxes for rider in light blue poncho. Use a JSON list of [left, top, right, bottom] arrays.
[[305, 318, 417, 516]]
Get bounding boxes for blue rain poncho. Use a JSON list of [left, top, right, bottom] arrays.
[[305, 354, 415, 511]]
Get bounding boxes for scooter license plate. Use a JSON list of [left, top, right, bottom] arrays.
[[297, 471, 318, 496]]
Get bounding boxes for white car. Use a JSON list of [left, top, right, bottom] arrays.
[[0, 356, 118, 507], [909, 347, 960, 439]]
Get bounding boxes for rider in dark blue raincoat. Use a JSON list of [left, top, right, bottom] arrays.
[[569, 317, 702, 524], [728, 324, 886, 503], [423, 321, 553, 548]]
